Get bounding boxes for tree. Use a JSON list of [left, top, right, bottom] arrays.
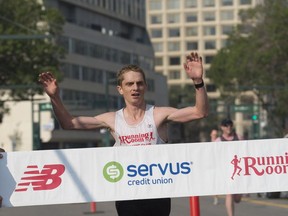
[[207, 0, 288, 137], [0, 0, 65, 121]]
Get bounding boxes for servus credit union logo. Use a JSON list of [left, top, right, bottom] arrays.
[[103, 161, 124, 183], [230, 153, 288, 180], [103, 160, 193, 186], [15, 164, 65, 192]]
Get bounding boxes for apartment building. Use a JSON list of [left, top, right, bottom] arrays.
[[146, 0, 263, 138], [0, 0, 168, 151]]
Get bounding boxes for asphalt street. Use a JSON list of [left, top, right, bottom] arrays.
[[1, 193, 288, 216]]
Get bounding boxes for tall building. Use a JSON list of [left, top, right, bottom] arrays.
[[146, 0, 263, 138], [0, 0, 168, 151]]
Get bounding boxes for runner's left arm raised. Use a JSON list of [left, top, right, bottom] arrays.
[[155, 52, 209, 124]]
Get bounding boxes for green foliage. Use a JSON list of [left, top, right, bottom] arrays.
[[207, 0, 288, 137], [0, 0, 65, 99]]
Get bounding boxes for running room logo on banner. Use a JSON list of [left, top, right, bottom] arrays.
[[230, 152, 288, 180]]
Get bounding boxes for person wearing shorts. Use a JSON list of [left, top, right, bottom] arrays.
[[39, 52, 208, 215]]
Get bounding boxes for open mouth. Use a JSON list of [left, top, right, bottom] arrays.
[[132, 93, 140, 97]]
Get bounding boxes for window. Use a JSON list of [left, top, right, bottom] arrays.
[[169, 70, 181, 79], [167, 13, 180, 23], [82, 67, 103, 83], [186, 27, 198, 36], [203, 0, 215, 7], [206, 84, 217, 93], [203, 11, 216, 21], [167, 0, 180, 9], [185, 0, 197, 8], [169, 28, 180, 37], [155, 57, 163, 66], [147, 79, 155, 92], [71, 65, 80, 79], [151, 15, 162, 24], [205, 55, 214, 64], [74, 40, 88, 55], [61, 63, 70, 78], [153, 42, 163, 52], [58, 36, 69, 52], [240, 0, 252, 5], [168, 42, 180, 51], [204, 40, 216, 49], [221, 39, 231, 48], [203, 26, 216, 36], [119, 51, 130, 64], [221, 11, 234, 21], [89, 44, 104, 58], [151, 29, 162, 38], [221, 0, 233, 6], [186, 41, 198, 50], [149, 0, 162, 10], [222, 25, 234, 35], [185, 12, 198, 22], [169, 57, 180, 65]]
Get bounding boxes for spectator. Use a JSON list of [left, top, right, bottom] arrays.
[[215, 119, 243, 216]]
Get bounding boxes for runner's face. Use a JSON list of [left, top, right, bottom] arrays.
[[117, 71, 147, 105]]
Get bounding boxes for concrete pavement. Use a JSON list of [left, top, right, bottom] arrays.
[[1, 194, 288, 216]]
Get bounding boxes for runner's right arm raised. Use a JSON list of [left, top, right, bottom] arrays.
[[38, 72, 111, 130]]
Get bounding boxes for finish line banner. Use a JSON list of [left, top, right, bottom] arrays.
[[1, 138, 288, 207]]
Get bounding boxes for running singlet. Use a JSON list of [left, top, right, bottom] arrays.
[[113, 104, 165, 146]]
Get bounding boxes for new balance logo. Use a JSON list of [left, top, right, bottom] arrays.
[[15, 164, 65, 192]]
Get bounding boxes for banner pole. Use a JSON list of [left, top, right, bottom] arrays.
[[90, 202, 96, 213], [189, 196, 200, 216]]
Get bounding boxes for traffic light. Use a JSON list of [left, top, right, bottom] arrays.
[[251, 114, 258, 121], [251, 114, 259, 139]]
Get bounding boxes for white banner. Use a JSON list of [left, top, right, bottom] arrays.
[[1, 138, 288, 207]]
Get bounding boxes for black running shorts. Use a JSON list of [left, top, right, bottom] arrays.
[[115, 198, 171, 216]]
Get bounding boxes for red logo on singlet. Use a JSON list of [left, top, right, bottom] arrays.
[[119, 132, 156, 145], [15, 164, 65, 192]]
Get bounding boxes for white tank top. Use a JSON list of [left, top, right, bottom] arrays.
[[113, 104, 165, 146]]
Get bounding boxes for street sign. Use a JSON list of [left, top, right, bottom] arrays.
[[39, 102, 52, 111], [232, 104, 253, 113]]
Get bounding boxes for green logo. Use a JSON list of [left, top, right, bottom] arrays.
[[103, 161, 124, 183]]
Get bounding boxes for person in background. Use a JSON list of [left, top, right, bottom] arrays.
[[38, 52, 209, 216], [210, 129, 218, 142], [210, 129, 219, 205], [0, 148, 5, 208], [214, 119, 243, 216]]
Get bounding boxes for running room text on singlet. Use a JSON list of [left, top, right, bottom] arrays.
[[113, 104, 165, 146]]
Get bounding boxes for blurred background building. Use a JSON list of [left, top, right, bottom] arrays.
[[0, 0, 267, 152], [146, 0, 264, 140], [0, 0, 168, 151]]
